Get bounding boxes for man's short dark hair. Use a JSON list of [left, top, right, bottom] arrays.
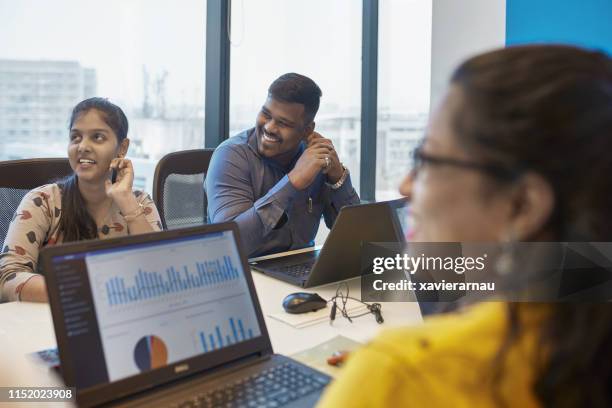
[[268, 73, 322, 124]]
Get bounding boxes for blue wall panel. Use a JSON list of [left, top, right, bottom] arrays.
[[506, 0, 612, 55]]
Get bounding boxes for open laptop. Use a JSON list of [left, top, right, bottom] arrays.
[[41, 222, 331, 408], [249, 199, 408, 288]]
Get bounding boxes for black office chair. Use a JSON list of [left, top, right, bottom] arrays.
[[153, 149, 215, 230], [0, 158, 73, 246]]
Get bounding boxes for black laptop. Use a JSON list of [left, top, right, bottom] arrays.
[[249, 199, 408, 287], [41, 222, 331, 407]]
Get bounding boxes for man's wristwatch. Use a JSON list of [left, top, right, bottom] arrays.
[[326, 165, 349, 190]]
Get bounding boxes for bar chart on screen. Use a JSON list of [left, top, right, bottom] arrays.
[[196, 316, 256, 352], [102, 256, 240, 306], [86, 232, 250, 329]]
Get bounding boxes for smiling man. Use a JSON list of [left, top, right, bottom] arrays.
[[205, 73, 360, 257]]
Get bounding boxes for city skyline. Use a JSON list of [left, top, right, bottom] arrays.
[[0, 0, 431, 112], [0, 0, 432, 198]]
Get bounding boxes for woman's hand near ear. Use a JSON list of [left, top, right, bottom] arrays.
[[106, 158, 155, 234], [106, 158, 141, 217], [105, 158, 134, 201]]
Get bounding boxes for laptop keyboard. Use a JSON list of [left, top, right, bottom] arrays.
[[172, 362, 330, 408], [271, 263, 314, 278]]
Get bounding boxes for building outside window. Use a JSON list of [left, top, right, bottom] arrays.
[[0, 0, 206, 194]]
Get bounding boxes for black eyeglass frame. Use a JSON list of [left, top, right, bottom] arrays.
[[411, 145, 524, 182]]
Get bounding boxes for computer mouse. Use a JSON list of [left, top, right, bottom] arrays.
[[282, 292, 327, 314]]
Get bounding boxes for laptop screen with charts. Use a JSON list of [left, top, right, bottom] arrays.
[[42, 223, 330, 407]]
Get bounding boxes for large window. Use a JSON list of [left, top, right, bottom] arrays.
[[229, 0, 362, 192], [376, 0, 432, 200], [1, 1, 434, 200], [0, 0, 206, 194]]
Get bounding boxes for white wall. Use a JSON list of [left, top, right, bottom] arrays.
[[430, 0, 507, 112]]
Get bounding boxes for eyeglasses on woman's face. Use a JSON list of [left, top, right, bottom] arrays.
[[410, 145, 522, 182]]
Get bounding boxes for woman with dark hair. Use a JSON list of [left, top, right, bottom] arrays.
[[0, 98, 161, 303], [318, 45, 612, 407]]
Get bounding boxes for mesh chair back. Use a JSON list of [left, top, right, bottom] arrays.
[[0, 158, 73, 246], [153, 149, 214, 230]]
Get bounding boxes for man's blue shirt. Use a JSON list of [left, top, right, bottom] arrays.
[[205, 128, 360, 257]]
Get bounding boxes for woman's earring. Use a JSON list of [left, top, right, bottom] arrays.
[[496, 231, 518, 276]]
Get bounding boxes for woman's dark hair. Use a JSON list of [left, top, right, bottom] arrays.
[[57, 97, 129, 242], [268, 73, 322, 124], [450, 45, 612, 407]]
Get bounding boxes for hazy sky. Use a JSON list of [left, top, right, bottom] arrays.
[[0, 0, 205, 112], [230, 0, 431, 116], [0, 0, 431, 116]]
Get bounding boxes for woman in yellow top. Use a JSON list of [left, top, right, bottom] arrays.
[[318, 45, 612, 407]]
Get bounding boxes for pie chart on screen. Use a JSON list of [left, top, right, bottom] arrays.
[[134, 335, 168, 372]]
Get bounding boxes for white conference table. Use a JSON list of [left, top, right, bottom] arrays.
[[0, 251, 423, 401]]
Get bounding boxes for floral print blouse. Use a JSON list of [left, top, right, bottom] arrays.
[[0, 184, 162, 302]]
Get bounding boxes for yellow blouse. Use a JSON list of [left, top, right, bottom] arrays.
[[317, 302, 544, 408]]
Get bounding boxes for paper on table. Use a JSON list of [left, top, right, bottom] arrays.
[[268, 303, 368, 329], [290, 335, 363, 377]]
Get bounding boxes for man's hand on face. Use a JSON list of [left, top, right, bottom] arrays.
[[306, 132, 343, 183], [288, 132, 343, 190], [305, 131, 325, 147]]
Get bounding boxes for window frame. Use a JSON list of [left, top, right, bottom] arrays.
[[204, 0, 380, 201]]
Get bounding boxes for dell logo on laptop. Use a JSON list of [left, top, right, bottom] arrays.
[[175, 364, 189, 373]]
